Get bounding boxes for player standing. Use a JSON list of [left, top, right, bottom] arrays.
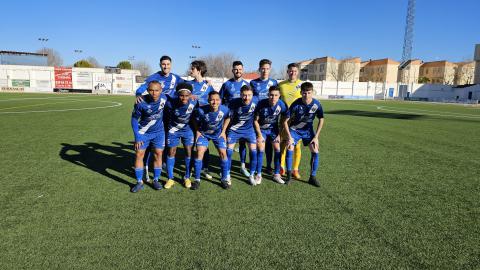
[[250, 59, 278, 175], [130, 81, 168, 192], [279, 63, 303, 179], [219, 61, 251, 177]]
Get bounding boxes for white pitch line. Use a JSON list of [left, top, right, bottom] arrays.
[[0, 101, 122, 114], [376, 106, 480, 119]]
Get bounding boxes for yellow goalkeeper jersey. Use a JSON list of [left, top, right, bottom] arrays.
[[279, 79, 303, 106]]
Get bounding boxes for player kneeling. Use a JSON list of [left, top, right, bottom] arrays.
[[283, 82, 324, 187], [192, 91, 230, 190], [130, 81, 168, 192]]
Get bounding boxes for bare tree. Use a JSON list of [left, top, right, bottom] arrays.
[[36, 47, 63, 66], [200, 52, 237, 78], [328, 57, 358, 82], [86, 57, 101, 68], [133, 60, 152, 77]]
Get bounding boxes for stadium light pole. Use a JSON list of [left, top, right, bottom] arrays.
[[128, 56, 135, 69], [74, 49, 83, 66], [38, 37, 49, 54]]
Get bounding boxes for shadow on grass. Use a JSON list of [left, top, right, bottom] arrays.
[[59, 142, 250, 188], [59, 142, 135, 187], [328, 109, 424, 120]]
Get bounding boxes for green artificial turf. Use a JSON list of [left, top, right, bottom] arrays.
[[0, 93, 479, 269]]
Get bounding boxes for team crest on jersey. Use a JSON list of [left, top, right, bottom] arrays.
[[159, 99, 166, 110], [187, 103, 195, 114], [201, 83, 208, 92], [273, 105, 281, 115], [309, 104, 318, 113], [248, 103, 256, 113], [216, 111, 224, 121]]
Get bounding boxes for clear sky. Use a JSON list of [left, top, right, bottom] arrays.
[[1, 0, 478, 75]]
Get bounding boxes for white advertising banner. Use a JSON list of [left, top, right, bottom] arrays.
[[113, 74, 133, 94]]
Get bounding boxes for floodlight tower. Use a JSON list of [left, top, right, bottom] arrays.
[[401, 0, 415, 66]]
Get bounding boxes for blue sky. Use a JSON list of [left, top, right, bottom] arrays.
[[1, 0, 478, 75]]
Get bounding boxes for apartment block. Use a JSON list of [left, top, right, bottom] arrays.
[[419, 61, 456, 84], [398, 59, 422, 84], [360, 58, 400, 83]]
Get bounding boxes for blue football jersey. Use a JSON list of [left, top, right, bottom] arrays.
[[286, 98, 324, 131], [165, 98, 198, 133], [196, 104, 230, 138], [187, 80, 215, 106], [219, 78, 249, 105], [250, 78, 278, 100], [228, 96, 259, 132], [255, 99, 288, 132], [131, 94, 168, 141], [135, 72, 184, 98]]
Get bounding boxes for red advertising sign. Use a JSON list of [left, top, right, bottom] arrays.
[[54, 67, 72, 88]]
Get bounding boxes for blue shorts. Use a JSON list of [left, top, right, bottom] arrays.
[[227, 129, 257, 145], [260, 129, 280, 144], [290, 128, 314, 146], [167, 129, 194, 147], [196, 135, 227, 149], [138, 132, 165, 150]]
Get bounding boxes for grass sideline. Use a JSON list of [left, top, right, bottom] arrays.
[[0, 93, 479, 269]]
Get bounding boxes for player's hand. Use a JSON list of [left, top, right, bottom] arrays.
[[135, 95, 144, 104], [288, 136, 294, 147], [191, 95, 199, 100], [219, 132, 226, 142], [134, 141, 144, 151], [310, 137, 319, 151], [257, 135, 265, 144], [273, 135, 280, 143], [196, 131, 203, 142]]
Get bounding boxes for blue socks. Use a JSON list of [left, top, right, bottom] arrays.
[[310, 152, 319, 176], [256, 151, 264, 175], [274, 150, 281, 174], [286, 149, 293, 172], [226, 148, 233, 176], [153, 167, 161, 181], [265, 143, 273, 170], [166, 156, 175, 179], [249, 149, 258, 175], [185, 157, 191, 178], [135, 168, 143, 183], [221, 159, 228, 180], [239, 141, 247, 164], [194, 159, 202, 180]]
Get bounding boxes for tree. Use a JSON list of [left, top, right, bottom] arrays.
[[199, 52, 237, 78], [36, 47, 63, 66], [73, 60, 93, 68], [133, 60, 152, 76], [418, 76, 430, 83], [86, 57, 101, 68], [117, 61, 132, 69], [328, 57, 358, 82]]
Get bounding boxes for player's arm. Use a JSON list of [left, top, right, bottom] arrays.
[[282, 116, 293, 146], [220, 116, 230, 141], [131, 105, 144, 150], [311, 106, 325, 149], [254, 114, 263, 143]]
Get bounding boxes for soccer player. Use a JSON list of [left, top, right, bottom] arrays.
[[187, 60, 216, 180], [130, 81, 168, 192], [225, 85, 259, 186], [135, 55, 184, 182], [192, 91, 230, 190], [279, 63, 303, 179], [164, 82, 198, 189], [219, 61, 251, 177], [135, 55, 184, 98], [283, 82, 324, 187], [253, 86, 288, 185], [250, 59, 278, 175]]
